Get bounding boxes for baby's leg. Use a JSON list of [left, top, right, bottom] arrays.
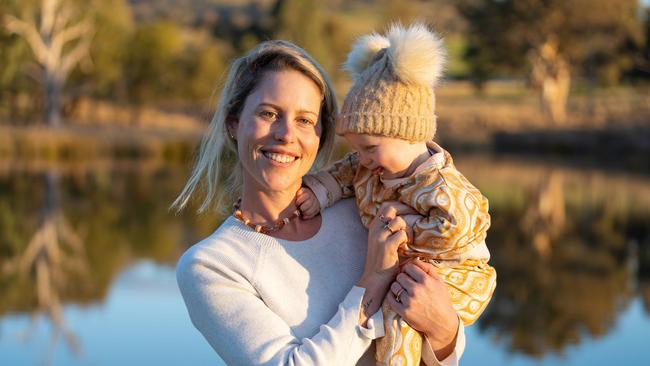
[[376, 301, 422, 366], [431, 259, 497, 325]]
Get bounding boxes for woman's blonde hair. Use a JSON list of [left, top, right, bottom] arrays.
[[171, 40, 338, 214]]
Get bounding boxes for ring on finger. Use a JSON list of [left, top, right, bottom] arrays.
[[383, 222, 395, 234], [395, 288, 405, 303]]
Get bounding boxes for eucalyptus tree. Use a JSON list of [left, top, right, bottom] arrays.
[[3, 0, 94, 127], [458, 0, 644, 124]]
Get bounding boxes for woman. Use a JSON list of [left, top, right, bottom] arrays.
[[173, 40, 464, 365]]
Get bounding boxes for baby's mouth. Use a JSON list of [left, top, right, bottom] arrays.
[[372, 167, 384, 176]]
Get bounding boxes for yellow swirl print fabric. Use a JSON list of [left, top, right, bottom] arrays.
[[325, 145, 497, 366]]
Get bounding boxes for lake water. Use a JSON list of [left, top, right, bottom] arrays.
[[1, 154, 649, 365]]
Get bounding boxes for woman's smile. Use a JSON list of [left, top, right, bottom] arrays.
[[260, 147, 299, 165]]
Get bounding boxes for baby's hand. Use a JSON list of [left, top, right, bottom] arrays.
[[401, 214, 421, 244], [296, 187, 321, 219]]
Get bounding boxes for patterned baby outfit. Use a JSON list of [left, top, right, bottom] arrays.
[[303, 141, 497, 366]]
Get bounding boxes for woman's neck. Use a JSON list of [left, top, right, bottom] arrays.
[[238, 181, 322, 241], [239, 184, 300, 225]]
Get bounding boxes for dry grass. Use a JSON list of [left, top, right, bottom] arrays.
[[435, 81, 650, 146]]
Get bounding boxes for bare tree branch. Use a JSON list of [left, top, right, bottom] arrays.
[[3, 15, 49, 65], [41, 0, 59, 36], [60, 28, 93, 77], [51, 17, 93, 64], [53, 2, 75, 35]]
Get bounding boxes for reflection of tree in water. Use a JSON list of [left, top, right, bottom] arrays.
[[0, 164, 220, 363], [1, 171, 88, 363], [479, 170, 639, 356], [521, 172, 566, 258], [633, 217, 650, 313]]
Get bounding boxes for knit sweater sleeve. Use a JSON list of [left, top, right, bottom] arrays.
[[176, 240, 383, 366], [302, 152, 359, 210]]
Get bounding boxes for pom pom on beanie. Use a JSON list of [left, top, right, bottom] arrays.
[[337, 23, 447, 142]]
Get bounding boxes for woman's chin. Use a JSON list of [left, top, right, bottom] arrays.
[[246, 155, 315, 193], [257, 172, 303, 193]]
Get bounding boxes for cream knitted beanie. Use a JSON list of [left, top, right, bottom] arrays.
[[336, 23, 446, 142]]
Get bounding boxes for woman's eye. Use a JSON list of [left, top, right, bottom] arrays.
[[297, 118, 316, 126], [259, 110, 277, 120]]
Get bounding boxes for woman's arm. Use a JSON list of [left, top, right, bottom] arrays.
[[176, 247, 383, 366]]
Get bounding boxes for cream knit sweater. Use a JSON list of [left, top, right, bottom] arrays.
[[177, 199, 465, 365]]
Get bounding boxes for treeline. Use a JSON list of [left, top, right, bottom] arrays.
[[2, 0, 650, 126]]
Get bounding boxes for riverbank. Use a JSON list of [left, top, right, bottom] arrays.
[[0, 124, 202, 161]]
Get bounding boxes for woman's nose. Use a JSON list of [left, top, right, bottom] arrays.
[[273, 118, 295, 142]]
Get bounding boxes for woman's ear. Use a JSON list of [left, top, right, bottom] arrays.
[[226, 116, 238, 140]]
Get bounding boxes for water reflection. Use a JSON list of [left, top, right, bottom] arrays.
[[456, 157, 650, 357], [0, 160, 220, 364], [0, 156, 649, 364], [2, 170, 88, 362]]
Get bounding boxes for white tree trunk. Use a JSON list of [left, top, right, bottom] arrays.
[[45, 73, 63, 128], [3, 0, 94, 127]]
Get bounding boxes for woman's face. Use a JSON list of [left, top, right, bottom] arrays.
[[230, 69, 323, 196]]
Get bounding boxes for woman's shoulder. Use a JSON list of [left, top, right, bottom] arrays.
[[176, 217, 265, 285], [322, 197, 359, 219], [321, 198, 365, 235]]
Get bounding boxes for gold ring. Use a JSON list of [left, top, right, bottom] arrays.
[[383, 223, 394, 234], [395, 288, 404, 303]]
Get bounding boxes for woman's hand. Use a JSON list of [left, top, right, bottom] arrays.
[[363, 202, 415, 280], [385, 259, 460, 361], [357, 202, 415, 325]]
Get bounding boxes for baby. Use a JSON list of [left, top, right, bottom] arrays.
[[297, 24, 496, 366]]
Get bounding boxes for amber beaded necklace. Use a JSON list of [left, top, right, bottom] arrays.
[[233, 199, 301, 234]]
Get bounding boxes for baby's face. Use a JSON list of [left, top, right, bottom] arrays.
[[344, 133, 425, 179]]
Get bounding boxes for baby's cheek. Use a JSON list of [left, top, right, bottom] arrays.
[[375, 153, 393, 168]]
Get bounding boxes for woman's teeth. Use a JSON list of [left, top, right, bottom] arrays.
[[264, 152, 297, 164]]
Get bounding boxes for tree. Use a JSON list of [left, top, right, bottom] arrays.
[[0, 6, 37, 123], [77, 0, 134, 99], [272, 0, 335, 73], [458, 0, 644, 124], [3, 0, 94, 127], [122, 21, 184, 110]]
